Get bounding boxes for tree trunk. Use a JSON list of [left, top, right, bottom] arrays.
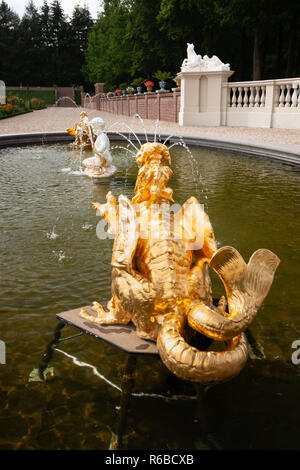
[[253, 23, 263, 80]]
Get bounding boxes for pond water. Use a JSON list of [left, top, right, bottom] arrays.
[[0, 142, 299, 450]]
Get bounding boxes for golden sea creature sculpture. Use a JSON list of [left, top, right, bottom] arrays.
[[67, 111, 94, 150], [80, 142, 280, 384]]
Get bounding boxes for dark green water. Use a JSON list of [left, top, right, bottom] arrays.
[[0, 143, 299, 449]]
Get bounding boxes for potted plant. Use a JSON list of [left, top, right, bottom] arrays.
[[119, 83, 128, 96], [126, 86, 135, 95], [153, 71, 173, 91], [106, 91, 114, 99], [144, 80, 154, 92], [115, 88, 122, 96], [174, 75, 181, 87], [172, 74, 181, 91], [131, 78, 145, 94]]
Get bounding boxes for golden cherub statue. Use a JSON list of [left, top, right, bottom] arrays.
[[80, 142, 280, 384], [67, 111, 94, 150]]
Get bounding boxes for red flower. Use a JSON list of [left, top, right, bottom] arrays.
[[144, 80, 154, 86]]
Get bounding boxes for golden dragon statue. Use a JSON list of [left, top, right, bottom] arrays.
[[80, 142, 280, 384]]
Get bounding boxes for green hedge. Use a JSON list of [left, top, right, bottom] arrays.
[[0, 109, 33, 119], [74, 90, 82, 105], [7, 89, 56, 105]]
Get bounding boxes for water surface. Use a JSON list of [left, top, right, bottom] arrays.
[[0, 143, 299, 449]]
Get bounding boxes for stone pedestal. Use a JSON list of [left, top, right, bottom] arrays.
[[95, 83, 105, 95], [178, 70, 234, 126]]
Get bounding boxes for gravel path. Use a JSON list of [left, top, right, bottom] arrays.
[[1, 107, 300, 148]]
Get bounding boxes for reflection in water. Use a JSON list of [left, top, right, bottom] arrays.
[[0, 143, 299, 449]]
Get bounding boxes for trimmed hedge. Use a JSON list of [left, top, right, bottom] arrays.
[[75, 90, 82, 105], [7, 89, 56, 105], [0, 109, 33, 119]]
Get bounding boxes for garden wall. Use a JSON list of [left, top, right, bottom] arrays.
[[93, 91, 181, 123]]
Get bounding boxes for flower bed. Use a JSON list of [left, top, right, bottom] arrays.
[[0, 93, 46, 119], [0, 108, 33, 119]]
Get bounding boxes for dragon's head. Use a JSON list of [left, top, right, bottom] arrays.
[[135, 142, 171, 168], [133, 142, 173, 204]]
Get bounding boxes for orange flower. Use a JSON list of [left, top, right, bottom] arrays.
[[4, 103, 13, 113]]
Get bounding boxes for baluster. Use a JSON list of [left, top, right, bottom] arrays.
[[255, 86, 261, 107], [291, 83, 298, 107], [227, 87, 231, 108], [231, 87, 237, 107], [237, 87, 243, 107], [249, 86, 255, 107], [260, 86, 266, 107], [274, 85, 280, 107], [285, 84, 292, 107], [243, 86, 249, 107], [279, 85, 285, 107]]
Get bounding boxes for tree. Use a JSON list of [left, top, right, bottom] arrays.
[[0, 1, 20, 84], [69, 4, 94, 86], [84, 0, 132, 90], [17, 1, 42, 85]]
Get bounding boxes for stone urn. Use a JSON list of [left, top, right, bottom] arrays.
[[159, 80, 167, 91]]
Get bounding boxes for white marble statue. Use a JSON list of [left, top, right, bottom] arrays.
[[181, 43, 230, 72], [82, 117, 116, 179]]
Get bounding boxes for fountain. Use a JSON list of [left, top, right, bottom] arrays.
[[67, 111, 95, 150], [81, 117, 116, 180], [79, 141, 280, 384], [1, 123, 299, 449]]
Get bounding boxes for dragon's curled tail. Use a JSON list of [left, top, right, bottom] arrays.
[[157, 246, 280, 384]]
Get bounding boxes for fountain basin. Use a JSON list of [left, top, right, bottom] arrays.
[[0, 131, 299, 166], [0, 139, 299, 450]]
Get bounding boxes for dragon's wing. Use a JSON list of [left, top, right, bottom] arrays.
[[174, 196, 216, 257], [111, 195, 138, 272]]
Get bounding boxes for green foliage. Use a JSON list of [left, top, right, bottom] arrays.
[[1, 0, 300, 90], [29, 97, 46, 109], [130, 78, 145, 87], [74, 90, 82, 105], [0, 0, 20, 84], [0, 108, 33, 119], [7, 89, 55, 104], [153, 70, 172, 81], [84, 0, 132, 90], [0, 0, 94, 87]]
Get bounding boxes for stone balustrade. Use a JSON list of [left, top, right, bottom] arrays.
[[223, 78, 300, 128]]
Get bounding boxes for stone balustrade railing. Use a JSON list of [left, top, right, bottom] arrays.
[[222, 78, 300, 128], [227, 79, 300, 108]]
